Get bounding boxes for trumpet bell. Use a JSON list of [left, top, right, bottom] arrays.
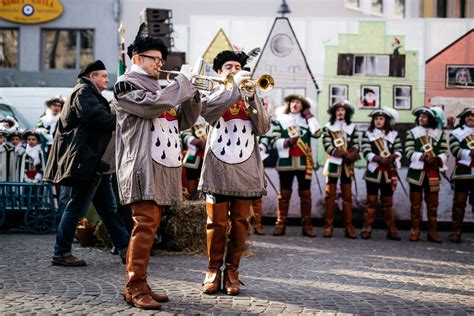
[[257, 74, 274, 93], [240, 74, 274, 93]]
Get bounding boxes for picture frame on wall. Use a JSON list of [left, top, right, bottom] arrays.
[[359, 85, 380, 109], [446, 65, 474, 88], [329, 84, 348, 107], [393, 85, 412, 110]]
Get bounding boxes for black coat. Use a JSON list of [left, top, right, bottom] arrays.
[[44, 77, 116, 185]]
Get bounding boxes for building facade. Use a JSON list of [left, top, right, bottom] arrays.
[[0, 0, 119, 87]]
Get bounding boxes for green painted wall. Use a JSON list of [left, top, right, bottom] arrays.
[[316, 21, 423, 164]]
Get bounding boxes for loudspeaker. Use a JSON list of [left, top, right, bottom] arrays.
[[147, 22, 173, 36], [140, 8, 172, 23], [159, 52, 186, 80]]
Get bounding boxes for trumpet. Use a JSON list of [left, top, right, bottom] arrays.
[[160, 69, 234, 92], [239, 74, 274, 93]]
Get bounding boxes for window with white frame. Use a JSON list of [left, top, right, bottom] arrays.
[[371, 0, 383, 15], [43, 29, 94, 70], [0, 28, 18, 68], [329, 84, 348, 107], [393, 85, 411, 110], [354, 55, 390, 76], [345, 0, 361, 9]]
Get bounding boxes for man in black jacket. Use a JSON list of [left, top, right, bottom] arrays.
[[44, 60, 130, 266]]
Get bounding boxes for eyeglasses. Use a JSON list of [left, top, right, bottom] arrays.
[[139, 54, 165, 66]]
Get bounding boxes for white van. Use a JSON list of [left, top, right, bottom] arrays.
[[0, 87, 114, 128]]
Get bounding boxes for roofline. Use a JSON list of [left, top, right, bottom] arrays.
[[253, 17, 319, 91], [425, 28, 474, 64]]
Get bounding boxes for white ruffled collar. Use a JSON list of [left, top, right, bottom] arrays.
[[366, 129, 397, 143], [452, 126, 474, 142], [325, 120, 355, 134], [411, 126, 442, 141]]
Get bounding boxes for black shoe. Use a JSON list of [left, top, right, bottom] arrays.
[[52, 255, 86, 267]]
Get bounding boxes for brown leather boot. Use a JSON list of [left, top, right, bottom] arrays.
[[273, 189, 292, 236], [202, 201, 229, 294], [124, 285, 169, 303], [409, 191, 423, 242], [186, 179, 200, 200], [381, 196, 401, 241], [299, 190, 316, 237], [223, 199, 251, 295], [324, 183, 337, 237], [341, 183, 356, 239], [124, 201, 162, 309], [426, 192, 442, 243], [251, 199, 265, 235], [449, 191, 468, 243], [223, 269, 241, 295], [361, 195, 378, 239]]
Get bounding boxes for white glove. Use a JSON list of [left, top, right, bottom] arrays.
[[233, 70, 252, 88], [34, 173, 43, 182], [180, 64, 194, 81]]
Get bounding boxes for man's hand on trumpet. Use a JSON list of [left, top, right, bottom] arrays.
[[234, 70, 254, 98], [180, 64, 196, 81]]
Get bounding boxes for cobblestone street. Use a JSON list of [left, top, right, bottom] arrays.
[[0, 227, 473, 315]]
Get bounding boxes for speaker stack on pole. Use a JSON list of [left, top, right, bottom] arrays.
[[140, 8, 186, 82]]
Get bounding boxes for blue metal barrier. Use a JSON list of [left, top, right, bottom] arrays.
[[0, 182, 57, 234]]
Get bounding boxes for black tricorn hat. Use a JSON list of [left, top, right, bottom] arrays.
[[127, 23, 168, 60], [8, 129, 22, 139], [45, 95, 65, 107], [213, 50, 249, 72], [77, 60, 106, 78], [456, 106, 474, 119]]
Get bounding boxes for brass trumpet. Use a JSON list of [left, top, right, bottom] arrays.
[[160, 69, 234, 91], [240, 74, 274, 93]]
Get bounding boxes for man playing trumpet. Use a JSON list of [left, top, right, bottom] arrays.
[[113, 23, 202, 309], [199, 50, 271, 296]]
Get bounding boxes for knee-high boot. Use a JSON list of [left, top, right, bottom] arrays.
[[450, 192, 468, 243], [323, 183, 337, 237], [202, 201, 229, 294], [273, 189, 292, 236], [251, 198, 265, 235], [224, 199, 252, 295], [381, 196, 401, 241], [300, 190, 316, 237], [409, 191, 423, 241], [426, 192, 442, 243], [341, 183, 356, 238], [360, 195, 378, 239], [124, 201, 163, 309], [186, 179, 200, 200]]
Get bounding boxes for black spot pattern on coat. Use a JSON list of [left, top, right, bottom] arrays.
[[167, 139, 171, 147], [227, 139, 231, 146], [239, 149, 243, 158], [242, 125, 246, 133], [233, 125, 237, 132], [155, 138, 160, 147], [175, 141, 178, 148], [174, 126, 178, 134], [161, 151, 166, 159], [151, 124, 155, 132], [220, 147, 226, 155], [216, 121, 221, 129], [237, 137, 241, 146], [245, 139, 248, 147], [218, 135, 223, 143], [224, 127, 228, 134], [169, 127, 172, 133], [178, 155, 181, 161]]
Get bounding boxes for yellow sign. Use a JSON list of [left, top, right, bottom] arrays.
[[0, 0, 64, 24]]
